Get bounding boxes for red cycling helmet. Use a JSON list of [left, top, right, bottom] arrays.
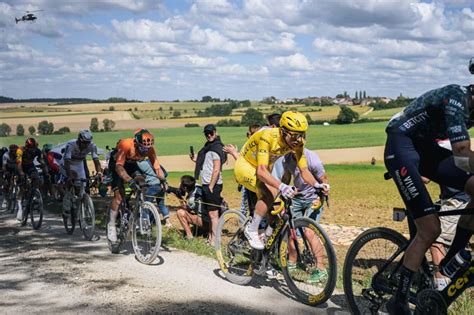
[[25, 138, 38, 149]]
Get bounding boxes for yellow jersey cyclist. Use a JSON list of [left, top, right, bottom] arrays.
[[107, 129, 166, 242], [16, 138, 48, 220], [235, 111, 329, 249]]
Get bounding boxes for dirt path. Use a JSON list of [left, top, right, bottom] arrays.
[[0, 208, 349, 314]]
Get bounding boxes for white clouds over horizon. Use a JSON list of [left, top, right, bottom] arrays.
[[0, 0, 472, 100]]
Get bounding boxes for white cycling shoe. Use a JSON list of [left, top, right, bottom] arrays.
[[107, 223, 118, 243], [16, 203, 23, 221], [244, 225, 264, 250]]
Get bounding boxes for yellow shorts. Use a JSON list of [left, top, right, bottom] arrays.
[[234, 157, 257, 193]]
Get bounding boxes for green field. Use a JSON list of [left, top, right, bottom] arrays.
[[0, 122, 388, 154], [163, 163, 441, 230], [366, 107, 405, 119]]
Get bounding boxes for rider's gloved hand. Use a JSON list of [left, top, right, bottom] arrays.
[[279, 183, 296, 199], [314, 183, 330, 195], [128, 179, 139, 190]]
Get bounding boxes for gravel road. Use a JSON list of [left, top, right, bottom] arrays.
[[0, 208, 351, 314]]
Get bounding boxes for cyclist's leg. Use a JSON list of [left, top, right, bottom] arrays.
[[429, 155, 474, 265], [176, 208, 195, 239], [385, 134, 441, 313]]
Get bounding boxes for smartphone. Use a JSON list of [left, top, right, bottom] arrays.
[[190, 145, 194, 158]]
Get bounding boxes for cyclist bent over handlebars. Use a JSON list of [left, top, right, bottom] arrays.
[[234, 111, 329, 250], [384, 82, 474, 314], [107, 129, 166, 243]]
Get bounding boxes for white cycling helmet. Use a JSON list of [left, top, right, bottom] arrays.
[[78, 129, 93, 142]]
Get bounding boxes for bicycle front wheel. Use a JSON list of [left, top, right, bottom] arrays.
[[280, 217, 337, 306], [79, 194, 95, 241], [215, 209, 254, 285], [29, 189, 43, 230], [131, 201, 161, 264], [343, 227, 407, 315]]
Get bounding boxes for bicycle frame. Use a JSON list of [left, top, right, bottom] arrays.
[[439, 260, 474, 308]]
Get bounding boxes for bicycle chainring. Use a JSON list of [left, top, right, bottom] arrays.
[[415, 289, 447, 315]]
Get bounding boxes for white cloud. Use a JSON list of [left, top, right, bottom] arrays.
[[112, 19, 178, 42], [270, 53, 313, 71]]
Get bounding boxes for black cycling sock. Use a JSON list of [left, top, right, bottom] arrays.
[[395, 265, 415, 302], [441, 226, 472, 266]]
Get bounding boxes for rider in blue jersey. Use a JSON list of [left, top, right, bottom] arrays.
[[384, 82, 474, 314]]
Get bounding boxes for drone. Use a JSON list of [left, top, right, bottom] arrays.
[[15, 10, 43, 24]]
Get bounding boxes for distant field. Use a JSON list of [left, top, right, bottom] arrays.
[[367, 107, 405, 120], [166, 164, 439, 230], [0, 121, 390, 154]]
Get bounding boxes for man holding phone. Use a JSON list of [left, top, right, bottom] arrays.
[[189, 124, 227, 245]]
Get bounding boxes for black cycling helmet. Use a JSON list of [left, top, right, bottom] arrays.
[[469, 57, 474, 75]]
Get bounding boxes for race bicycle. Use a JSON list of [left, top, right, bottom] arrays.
[[215, 194, 336, 306], [19, 176, 43, 230], [62, 177, 96, 241], [343, 173, 473, 314], [106, 180, 162, 264]]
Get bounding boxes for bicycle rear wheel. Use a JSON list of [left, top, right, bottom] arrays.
[[280, 217, 337, 306], [79, 194, 95, 241], [131, 201, 161, 264], [343, 227, 407, 315], [29, 189, 43, 230], [215, 209, 254, 285]]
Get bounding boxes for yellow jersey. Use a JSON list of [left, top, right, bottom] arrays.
[[239, 128, 307, 169]]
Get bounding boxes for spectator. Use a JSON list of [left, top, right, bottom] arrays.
[[191, 124, 226, 245], [272, 148, 330, 283], [429, 185, 468, 290], [137, 160, 172, 228], [169, 175, 208, 239], [266, 113, 281, 128]]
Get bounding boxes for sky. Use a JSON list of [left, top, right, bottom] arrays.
[[0, 0, 473, 101]]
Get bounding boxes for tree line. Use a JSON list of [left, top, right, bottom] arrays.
[[0, 117, 116, 137]]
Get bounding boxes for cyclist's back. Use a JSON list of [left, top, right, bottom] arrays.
[[387, 84, 470, 142]]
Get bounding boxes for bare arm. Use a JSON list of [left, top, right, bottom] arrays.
[[116, 164, 133, 182], [209, 159, 221, 192], [452, 140, 474, 170], [256, 165, 281, 190], [93, 159, 102, 174]]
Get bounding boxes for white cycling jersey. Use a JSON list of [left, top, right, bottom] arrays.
[[62, 140, 99, 165]]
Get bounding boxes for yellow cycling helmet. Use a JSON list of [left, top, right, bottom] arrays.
[[280, 111, 308, 132]]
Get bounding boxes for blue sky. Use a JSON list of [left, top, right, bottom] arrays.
[[0, 0, 472, 101]]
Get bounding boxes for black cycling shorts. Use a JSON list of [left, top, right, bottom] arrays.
[[109, 156, 139, 190], [23, 163, 39, 179], [384, 133, 472, 219]]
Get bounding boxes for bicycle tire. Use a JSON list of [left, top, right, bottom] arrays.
[[343, 227, 408, 315], [215, 209, 254, 285], [131, 201, 161, 264], [29, 189, 43, 230], [79, 193, 95, 241], [280, 217, 337, 306]]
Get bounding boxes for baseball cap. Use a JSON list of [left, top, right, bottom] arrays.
[[203, 124, 216, 135]]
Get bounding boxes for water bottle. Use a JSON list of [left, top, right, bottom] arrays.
[[441, 249, 471, 278]]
